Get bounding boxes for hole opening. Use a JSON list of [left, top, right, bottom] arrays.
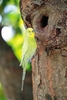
[[56, 28, 61, 36], [40, 15, 48, 28]]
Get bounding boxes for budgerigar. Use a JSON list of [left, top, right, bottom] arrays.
[[20, 28, 37, 90]]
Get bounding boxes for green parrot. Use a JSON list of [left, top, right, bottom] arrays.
[[0, 82, 6, 100], [20, 28, 37, 90]]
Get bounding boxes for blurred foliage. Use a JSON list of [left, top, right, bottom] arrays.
[[0, 82, 6, 100], [0, 0, 31, 70]]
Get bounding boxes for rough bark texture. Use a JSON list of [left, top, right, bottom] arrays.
[[20, 0, 67, 100]]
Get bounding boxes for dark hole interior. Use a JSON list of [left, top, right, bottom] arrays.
[[40, 16, 48, 28], [56, 28, 61, 36]]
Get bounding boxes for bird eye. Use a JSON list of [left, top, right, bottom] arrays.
[[29, 30, 31, 33]]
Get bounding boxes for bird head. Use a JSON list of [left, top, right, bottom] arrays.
[[26, 28, 35, 38]]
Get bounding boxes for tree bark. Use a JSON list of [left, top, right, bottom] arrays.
[[20, 0, 67, 100]]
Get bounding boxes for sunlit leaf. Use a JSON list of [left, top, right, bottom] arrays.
[[8, 33, 23, 49], [7, 34, 23, 62], [2, 9, 20, 26]]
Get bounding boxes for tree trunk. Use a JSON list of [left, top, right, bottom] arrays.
[[20, 0, 67, 100]]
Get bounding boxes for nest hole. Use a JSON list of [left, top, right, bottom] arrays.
[[40, 16, 48, 28], [56, 28, 61, 36]]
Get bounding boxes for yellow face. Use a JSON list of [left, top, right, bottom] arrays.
[[27, 28, 35, 38]]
